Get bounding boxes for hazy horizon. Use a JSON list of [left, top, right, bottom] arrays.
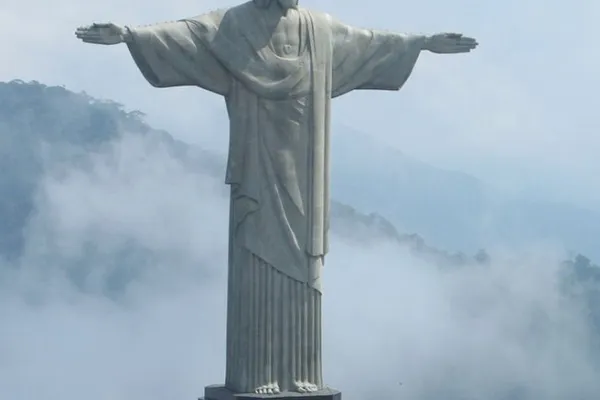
[[1, 127, 599, 400]]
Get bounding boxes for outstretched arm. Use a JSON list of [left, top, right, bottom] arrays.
[[327, 14, 478, 97], [328, 17, 426, 97], [75, 21, 231, 95], [422, 32, 478, 54], [75, 23, 131, 45]]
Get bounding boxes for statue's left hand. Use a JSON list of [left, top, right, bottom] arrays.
[[75, 23, 128, 45], [423, 33, 478, 54]]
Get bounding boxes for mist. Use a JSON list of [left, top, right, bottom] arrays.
[[0, 131, 598, 400]]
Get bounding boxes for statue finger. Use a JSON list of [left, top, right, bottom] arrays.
[[450, 46, 474, 53], [454, 40, 477, 48], [76, 27, 103, 35], [459, 37, 478, 45], [456, 43, 477, 50], [81, 37, 108, 44], [76, 32, 103, 39], [77, 30, 103, 36], [75, 27, 95, 34], [436, 45, 470, 53], [455, 44, 476, 50]]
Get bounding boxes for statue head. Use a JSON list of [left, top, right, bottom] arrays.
[[253, 0, 299, 10]]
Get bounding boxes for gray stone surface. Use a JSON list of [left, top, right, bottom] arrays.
[[75, 0, 477, 395], [202, 384, 341, 400]]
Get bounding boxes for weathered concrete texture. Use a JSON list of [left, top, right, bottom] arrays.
[[202, 384, 341, 400], [225, 251, 323, 393], [75, 2, 478, 396]]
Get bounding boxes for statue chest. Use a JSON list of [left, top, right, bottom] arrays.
[[266, 12, 304, 57]]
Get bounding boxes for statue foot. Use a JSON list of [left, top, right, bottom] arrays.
[[254, 382, 280, 395], [294, 381, 319, 393]]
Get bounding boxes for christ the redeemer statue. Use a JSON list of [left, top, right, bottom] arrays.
[[76, 0, 478, 396]]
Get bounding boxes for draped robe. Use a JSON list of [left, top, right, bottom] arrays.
[[125, 1, 424, 393]]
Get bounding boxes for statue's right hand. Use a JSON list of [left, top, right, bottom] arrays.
[[75, 23, 127, 45]]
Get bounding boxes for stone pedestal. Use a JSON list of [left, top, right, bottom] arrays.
[[201, 385, 341, 400]]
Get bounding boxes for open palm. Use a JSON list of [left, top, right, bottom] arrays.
[[75, 23, 126, 45], [425, 33, 478, 54]]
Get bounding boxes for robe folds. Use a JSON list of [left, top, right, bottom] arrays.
[[126, 1, 424, 392]]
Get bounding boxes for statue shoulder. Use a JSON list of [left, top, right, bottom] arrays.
[[184, 8, 228, 24], [299, 8, 335, 28], [185, 2, 263, 29]]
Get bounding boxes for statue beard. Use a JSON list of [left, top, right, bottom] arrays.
[[254, 0, 299, 10]]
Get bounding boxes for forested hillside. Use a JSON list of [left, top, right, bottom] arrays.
[[1, 80, 600, 400], [0, 80, 484, 267]]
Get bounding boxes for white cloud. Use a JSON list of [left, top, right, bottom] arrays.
[[0, 131, 598, 400]]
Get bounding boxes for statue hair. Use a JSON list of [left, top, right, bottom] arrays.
[[253, 0, 272, 8], [253, 0, 298, 9]]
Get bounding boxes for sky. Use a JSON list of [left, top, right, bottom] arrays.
[[1, 0, 599, 210], [1, 2, 600, 399], [1, 130, 599, 400]]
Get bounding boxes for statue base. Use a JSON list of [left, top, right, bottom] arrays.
[[201, 385, 341, 400]]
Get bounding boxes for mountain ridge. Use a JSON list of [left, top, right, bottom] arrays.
[[329, 123, 600, 259], [2, 79, 599, 275], [0, 79, 484, 269]]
